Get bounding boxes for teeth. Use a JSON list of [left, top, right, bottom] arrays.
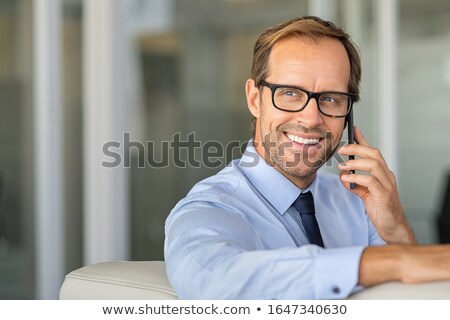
[[287, 134, 320, 145]]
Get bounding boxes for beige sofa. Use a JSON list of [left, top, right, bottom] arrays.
[[59, 261, 450, 300]]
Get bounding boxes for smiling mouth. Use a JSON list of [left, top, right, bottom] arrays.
[[286, 133, 322, 145]]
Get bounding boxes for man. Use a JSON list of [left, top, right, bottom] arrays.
[[164, 16, 450, 299]]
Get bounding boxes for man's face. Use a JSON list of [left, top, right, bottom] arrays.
[[246, 37, 350, 188]]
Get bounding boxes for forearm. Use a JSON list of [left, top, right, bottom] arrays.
[[384, 216, 417, 245], [395, 224, 417, 245], [358, 244, 450, 287], [358, 245, 403, 287]]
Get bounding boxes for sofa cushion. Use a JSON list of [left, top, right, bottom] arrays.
[[59, 261, 177, 300]]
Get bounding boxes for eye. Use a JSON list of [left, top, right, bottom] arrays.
[[321, 95, 338, 103], [280, 89, 298, 97], [320, 94, 343, 105]]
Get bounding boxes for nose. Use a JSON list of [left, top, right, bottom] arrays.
[[294, 97, 324, 128]]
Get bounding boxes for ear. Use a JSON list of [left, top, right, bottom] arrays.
[[245, 78, 261, 119]]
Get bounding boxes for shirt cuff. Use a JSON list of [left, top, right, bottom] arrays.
[[314, 246, 365, 299]]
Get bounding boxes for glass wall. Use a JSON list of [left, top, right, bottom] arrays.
[[62, 0, 83, 280], [398, 0, 450, 243], [1, 0, 449, 299], [0, 0, 84, 299], [0, 0, 34, 299]]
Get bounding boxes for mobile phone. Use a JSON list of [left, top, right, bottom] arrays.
[[347, 109, 356, 190]]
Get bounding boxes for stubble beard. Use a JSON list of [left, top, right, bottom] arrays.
[[263, 128, 341, 181]]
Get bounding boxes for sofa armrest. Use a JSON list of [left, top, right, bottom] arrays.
[[59, 261, 178, 300], [349, 280, 450, 299], [60, 261, 450, 300]]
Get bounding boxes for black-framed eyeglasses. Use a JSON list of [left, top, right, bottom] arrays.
[[260, 80, 358, 118]]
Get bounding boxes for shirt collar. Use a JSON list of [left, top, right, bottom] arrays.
[[239, 140, 318, 215]]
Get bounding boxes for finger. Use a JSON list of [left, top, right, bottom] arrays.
[[338, 145, 394, 185], [340, 171, 386, 199], [338, 143, 386, 163], [338, 158, 394, 190], [339, 158, 383, 172], [339, 126, 378, 158], [354, 126, 370, 147], [339, 171, 368, 196]]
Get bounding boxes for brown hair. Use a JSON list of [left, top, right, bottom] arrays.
[[250, 16, 361, 132]]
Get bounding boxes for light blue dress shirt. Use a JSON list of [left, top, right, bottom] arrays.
[[164, 141, 385, 299]]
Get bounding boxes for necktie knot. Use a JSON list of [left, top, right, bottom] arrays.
[[294, 191, 324, 247], [294, 192, 315, 214]]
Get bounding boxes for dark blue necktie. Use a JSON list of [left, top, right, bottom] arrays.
[[294, 191, 324, 247]]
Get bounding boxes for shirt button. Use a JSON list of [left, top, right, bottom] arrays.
[[332, 286, 340, 294]]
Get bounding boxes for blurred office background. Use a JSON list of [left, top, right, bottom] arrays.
[[0, 0, 449, 299]]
